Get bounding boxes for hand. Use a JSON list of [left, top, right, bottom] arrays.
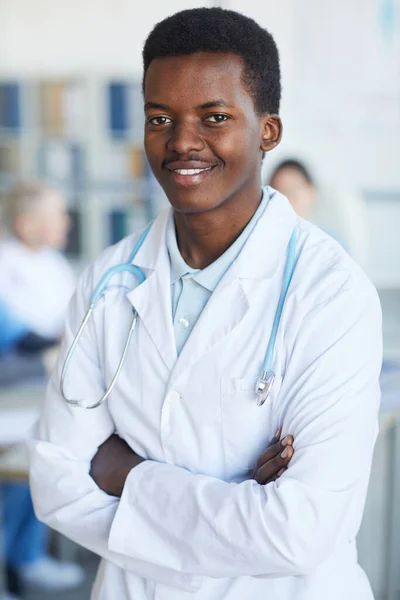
[[252, 429, 294, 485], [90, 434, 145, 497]]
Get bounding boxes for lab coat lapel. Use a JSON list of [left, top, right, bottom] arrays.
[[169, 188, 298, 385], [125, 189, 297, 380], [169, 266, 249, 387], [126, 211, 177, 371]]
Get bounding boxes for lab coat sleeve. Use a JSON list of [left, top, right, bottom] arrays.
[[28, 261, 202, 593], [109, 278, 382, 578]]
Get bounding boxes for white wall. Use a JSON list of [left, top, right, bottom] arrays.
[[0, 0, 215, 75], [1, 0, 399, 189]]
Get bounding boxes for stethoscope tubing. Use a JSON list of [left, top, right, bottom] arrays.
[[61, 220, 298, 409]]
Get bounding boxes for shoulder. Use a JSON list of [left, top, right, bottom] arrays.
[[0, 238, 29, 282], [0, 237, 22, 262], [76, 209, 169, 296], [294, 217, 379, 316]]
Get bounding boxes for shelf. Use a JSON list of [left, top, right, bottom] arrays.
[[0, 76, 166, 259]]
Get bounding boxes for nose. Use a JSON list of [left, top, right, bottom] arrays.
[[166, 120, 205, 155]]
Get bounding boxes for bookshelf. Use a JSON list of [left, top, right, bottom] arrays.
[[0, 77, 167, 263]]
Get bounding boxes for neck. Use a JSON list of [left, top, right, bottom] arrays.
[[173, 186, 263, 270], [14, 234, 41, 252]]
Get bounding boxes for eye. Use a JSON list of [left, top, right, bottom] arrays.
[[147, 116, 172, 126], [204, 114, 229, 124]]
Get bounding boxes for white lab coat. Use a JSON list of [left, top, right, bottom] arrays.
[[0, 237, 75, 338], [29, 190, 382, 600]]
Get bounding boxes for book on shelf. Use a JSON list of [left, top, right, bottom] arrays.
[[39, 81, 84, 137], [98, 144, 145, 182], [65, 208, 82, 256], [0, 142, 21, 174], [107, 81, 144, 141], [108, 201, 154, 246], [109, 208, 129, 245], [108, 83, 128, 139], [37, 140, 84, 185], [0, 82, 21, 132], [129, 82, 145, 142]]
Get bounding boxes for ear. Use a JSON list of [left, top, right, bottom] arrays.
[[260, 114, 283, 153]]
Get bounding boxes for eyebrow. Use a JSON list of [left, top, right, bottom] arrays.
[[144, 99, 234, 111], [197, 99, 234, 110], [144, 101, 170, 111]]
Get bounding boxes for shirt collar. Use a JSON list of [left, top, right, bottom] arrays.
[[165, 214, 200, 285], [132, 187, 297, 285], [166, 189, 270, 293]]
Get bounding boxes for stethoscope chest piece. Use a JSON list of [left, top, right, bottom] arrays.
[[255, 371, 275, 406]]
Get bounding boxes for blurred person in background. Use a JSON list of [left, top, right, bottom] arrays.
[[269, 159, 316, 219], [0, 180, 75, 342], [269, 158, 370, 266], [0, 180, 83, 597]]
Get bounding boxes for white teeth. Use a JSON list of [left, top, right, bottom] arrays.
[[174, 167, 212, 175]]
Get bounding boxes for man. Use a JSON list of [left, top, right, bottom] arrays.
[[29, 8, 381, 600]]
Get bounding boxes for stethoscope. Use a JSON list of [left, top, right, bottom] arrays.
[[61, 221, 298, 409]]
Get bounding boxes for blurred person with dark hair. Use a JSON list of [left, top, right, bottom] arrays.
[[270, 159, 316, 218], [269, 159, 370, 265]]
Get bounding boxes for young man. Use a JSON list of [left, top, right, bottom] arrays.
[[29, 8, 381, 600]]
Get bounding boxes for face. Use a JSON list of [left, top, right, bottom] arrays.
[[16, 191, 71, 250], [270, 168, 315, 218], [144, 52, 281, 215]]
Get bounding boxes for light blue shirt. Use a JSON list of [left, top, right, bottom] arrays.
[[166, 190, 269, 355]]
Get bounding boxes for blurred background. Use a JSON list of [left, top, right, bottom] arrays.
[[0, 1, 399, 599]]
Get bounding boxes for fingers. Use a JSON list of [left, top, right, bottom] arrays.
[[254, 436, 294, 485], [270, 428, 282, 446], [267, 467, 287, 483], [255, 444, 293, 485], [255, 434, 293, 470]]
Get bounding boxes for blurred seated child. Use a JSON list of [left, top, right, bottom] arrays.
[[0, 180, 83, 596]]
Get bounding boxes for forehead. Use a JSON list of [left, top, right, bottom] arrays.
[[144, 52, 254, 109], [36, 190, 66, 212], [273, 168, 308, 185]]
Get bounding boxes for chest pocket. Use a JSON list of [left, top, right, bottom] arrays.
[[221, 376, 282, 480]]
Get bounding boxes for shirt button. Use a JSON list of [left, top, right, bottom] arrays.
[[178, 316, 190, 328], [166, 390, 181, 403]]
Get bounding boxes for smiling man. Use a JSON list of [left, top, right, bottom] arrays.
[[29, 8, 381, 600]]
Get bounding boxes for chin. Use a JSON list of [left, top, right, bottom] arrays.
[[166, 193, 220, 215], [162, 181, 227, 215]]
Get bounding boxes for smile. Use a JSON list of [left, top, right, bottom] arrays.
[[173, 167, 213, 175], [167, 165, 217, 188]]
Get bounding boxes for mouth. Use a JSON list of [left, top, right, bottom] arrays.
[[165, 165, 217, 187]]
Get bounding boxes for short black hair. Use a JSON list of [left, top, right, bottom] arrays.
[[142, 8, 281, 115], [271, 159, 314, 185]]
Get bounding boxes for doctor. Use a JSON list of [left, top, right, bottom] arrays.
[[29, 7, 382, 600]]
